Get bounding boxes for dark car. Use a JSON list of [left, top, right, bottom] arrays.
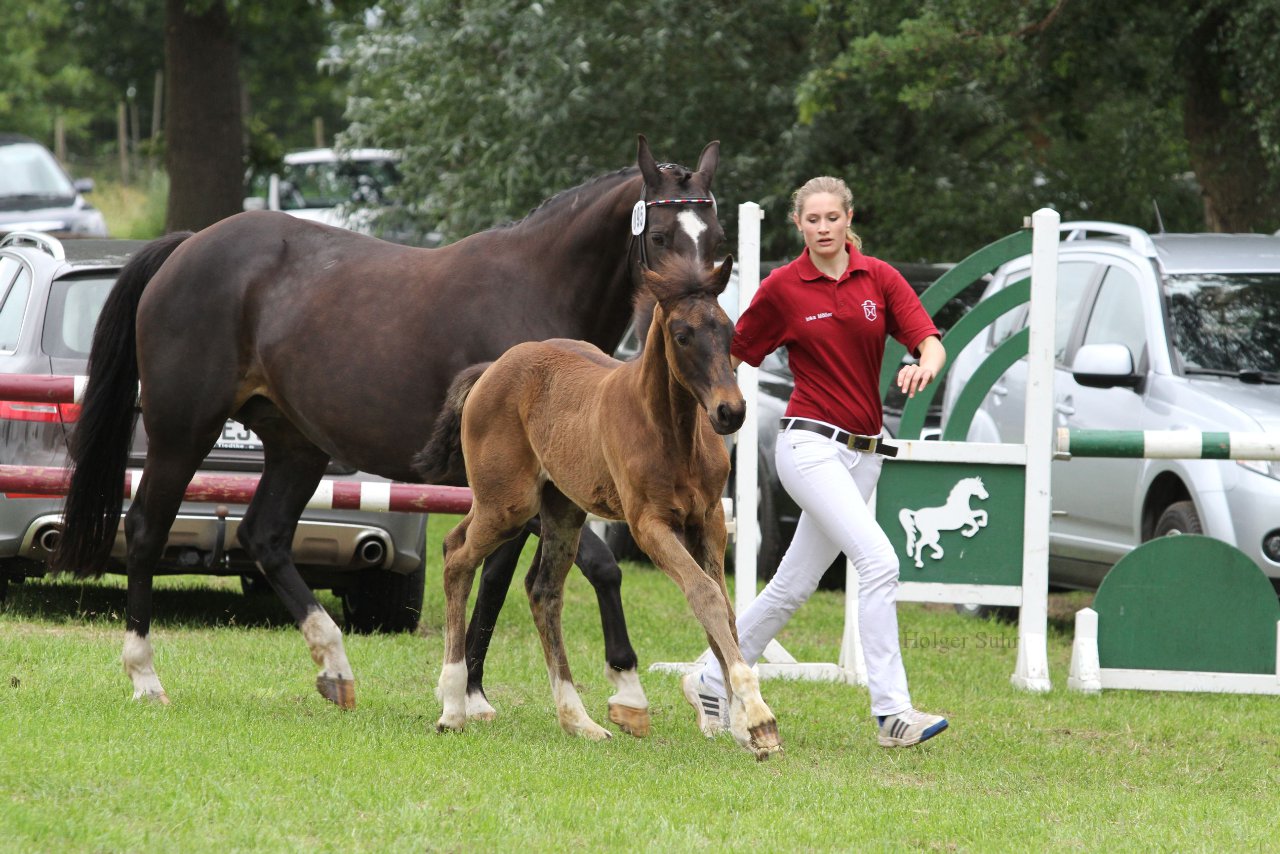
[[0, 135, 108, 239], [602, 260, 965, 588], [0, 231, 427, 630]]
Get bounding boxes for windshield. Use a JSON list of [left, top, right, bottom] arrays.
[[0, 143, 76, 205], [278, 158, 399, 210], [1165, 273, 1280, 374]]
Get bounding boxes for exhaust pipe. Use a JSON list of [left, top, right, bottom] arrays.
[[36, 525, 62, 554], [355, 535, 388, 567]]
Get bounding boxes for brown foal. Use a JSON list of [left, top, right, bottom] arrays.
[[414, 254, 782, 759]]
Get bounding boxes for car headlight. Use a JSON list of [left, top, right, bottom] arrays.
[[71, 210, 109, 237], [1236, 458, 1280, 481]]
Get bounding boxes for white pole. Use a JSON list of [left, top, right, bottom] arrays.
[[734, 202, 764, 616], [1012, 208, 1058, 692]]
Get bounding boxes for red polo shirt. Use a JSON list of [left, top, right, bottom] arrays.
[[732, 243, 938, 436]]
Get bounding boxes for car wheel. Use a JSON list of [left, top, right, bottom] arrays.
[[340, 557, 426, 634], [953, 602, 1019, 622], [1153, 500, 1203, 537]]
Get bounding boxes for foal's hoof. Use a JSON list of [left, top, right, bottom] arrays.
[[133, 689, 171, 706], [436, 714, 466, 733], [748, 720, 783, 762], [608, 702, 651, 738], [316, 675, 356, 709]]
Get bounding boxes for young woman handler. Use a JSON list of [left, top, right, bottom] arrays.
[[684, 176, 949, 748]]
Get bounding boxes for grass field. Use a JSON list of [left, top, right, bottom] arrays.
[[3, 516, 1278, 852]]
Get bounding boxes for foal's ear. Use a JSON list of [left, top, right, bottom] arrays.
[[637, 134, 661, 189], [711, 255, 734, 297], [695, 140, 720, 188]]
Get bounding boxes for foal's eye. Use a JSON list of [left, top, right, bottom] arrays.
[[650, 233, 666, 247], [675, 332, 691, 347]]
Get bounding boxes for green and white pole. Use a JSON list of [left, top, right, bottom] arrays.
[[1057, 429, 1280, 460]]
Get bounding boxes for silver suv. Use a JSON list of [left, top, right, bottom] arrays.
[[942, 222, 1280, 591], [0, 232, 428, 630]]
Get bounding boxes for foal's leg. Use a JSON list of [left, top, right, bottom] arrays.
[[237, 418, 354, 708], [437, 506, 534, 733], [526, 486, 610, 740], [463, 531, 534, 721], [632, 512, 781, 760], [527, 518, 649, 736]]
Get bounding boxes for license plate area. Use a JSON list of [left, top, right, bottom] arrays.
[[215, 419, 263, 451]]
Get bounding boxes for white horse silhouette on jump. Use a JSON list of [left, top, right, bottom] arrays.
[[899, 476, 990, 568]]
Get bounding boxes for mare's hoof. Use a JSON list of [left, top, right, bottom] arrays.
[[316, 675, 356, 709], [466, 691, 498, 722], [749, 720, 783, 761], [608, 702, 651, 738]]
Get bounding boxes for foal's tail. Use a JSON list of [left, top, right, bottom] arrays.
[[50, 230, 194, 577], [411, 362, 492, 486], [898, 508, 918, 559]]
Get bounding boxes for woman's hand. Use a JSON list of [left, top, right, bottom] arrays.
[[898, 336, 946, 398]]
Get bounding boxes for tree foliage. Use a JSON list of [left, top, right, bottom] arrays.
[[336, 0, 811, 251]]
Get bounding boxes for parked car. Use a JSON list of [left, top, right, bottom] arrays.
[[942, 221, 1280, 596], [244, 147, 440, 246], [0, 134, 108, 239], [0, 231, 428, 630], [603, 259, 959, 589]]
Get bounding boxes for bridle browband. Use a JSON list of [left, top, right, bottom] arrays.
[[628, 165, 717, 272]]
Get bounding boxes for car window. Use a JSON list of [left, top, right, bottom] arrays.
[[279, 159, 400, 210], [42, 275, 116, 358], [1082, 265, 1146, 364], [1166, 272, 1280, 373], [988, 260, 1095, 361], [0, 261, 32, 351], [0, 142, 76, 200]]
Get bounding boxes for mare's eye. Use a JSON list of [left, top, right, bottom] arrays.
[[650, 233, 666, 247], [675, 332, 691, 347]]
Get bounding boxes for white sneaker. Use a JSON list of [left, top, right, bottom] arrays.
[[877, 708, 949, 747], [681, 671, 728, 737]]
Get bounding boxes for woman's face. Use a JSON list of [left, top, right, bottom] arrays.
[[794, 192, 852, 262]]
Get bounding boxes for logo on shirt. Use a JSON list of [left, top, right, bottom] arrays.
[[862, 300, 878, 321], [804, 311, 833, 322]]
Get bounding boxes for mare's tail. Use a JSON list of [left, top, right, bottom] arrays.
[[411, 362, 492, 486], [50, 231, 194, 577]]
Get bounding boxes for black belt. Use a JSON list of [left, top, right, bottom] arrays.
[[781, 418, 898, 457]]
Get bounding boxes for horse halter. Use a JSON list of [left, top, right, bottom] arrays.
[[629, 165, 717, 272]]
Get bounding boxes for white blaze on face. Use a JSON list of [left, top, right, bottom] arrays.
[[677, 210, 708, 264]]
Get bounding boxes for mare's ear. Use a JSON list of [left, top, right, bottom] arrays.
[[695, 140, 720, 188], [637, 135, 662, 188], [711, 255, 734, 296]]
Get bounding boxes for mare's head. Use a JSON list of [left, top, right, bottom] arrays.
[[634, 135, 725, 271], [640, 254, 745, 435]]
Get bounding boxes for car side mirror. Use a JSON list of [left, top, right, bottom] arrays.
[[1072, 342, 1141, 389], [73, 177, 95, 194], [243, 197, 266, 212]]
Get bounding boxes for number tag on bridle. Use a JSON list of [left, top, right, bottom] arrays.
[[630, 200, 646, 236]]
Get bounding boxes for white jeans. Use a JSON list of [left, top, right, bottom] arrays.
[[701, 423, 912, 717]]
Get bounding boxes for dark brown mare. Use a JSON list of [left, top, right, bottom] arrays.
[[52, 137, 724, 726], [413, 255, 783, 760]]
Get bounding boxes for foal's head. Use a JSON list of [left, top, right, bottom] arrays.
[[640, 254, 745, 435]]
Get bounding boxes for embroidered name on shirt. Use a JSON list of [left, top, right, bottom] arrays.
[[805, 311, 834, 322]]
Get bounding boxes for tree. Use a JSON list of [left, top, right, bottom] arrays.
[[336, 0, 811, 250], [795, 0, 1280, 259]]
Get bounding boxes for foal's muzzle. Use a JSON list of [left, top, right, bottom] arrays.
[[710, 398, 747, 435]]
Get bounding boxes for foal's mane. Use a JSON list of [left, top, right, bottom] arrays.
[[634, 254, 724, 317]]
